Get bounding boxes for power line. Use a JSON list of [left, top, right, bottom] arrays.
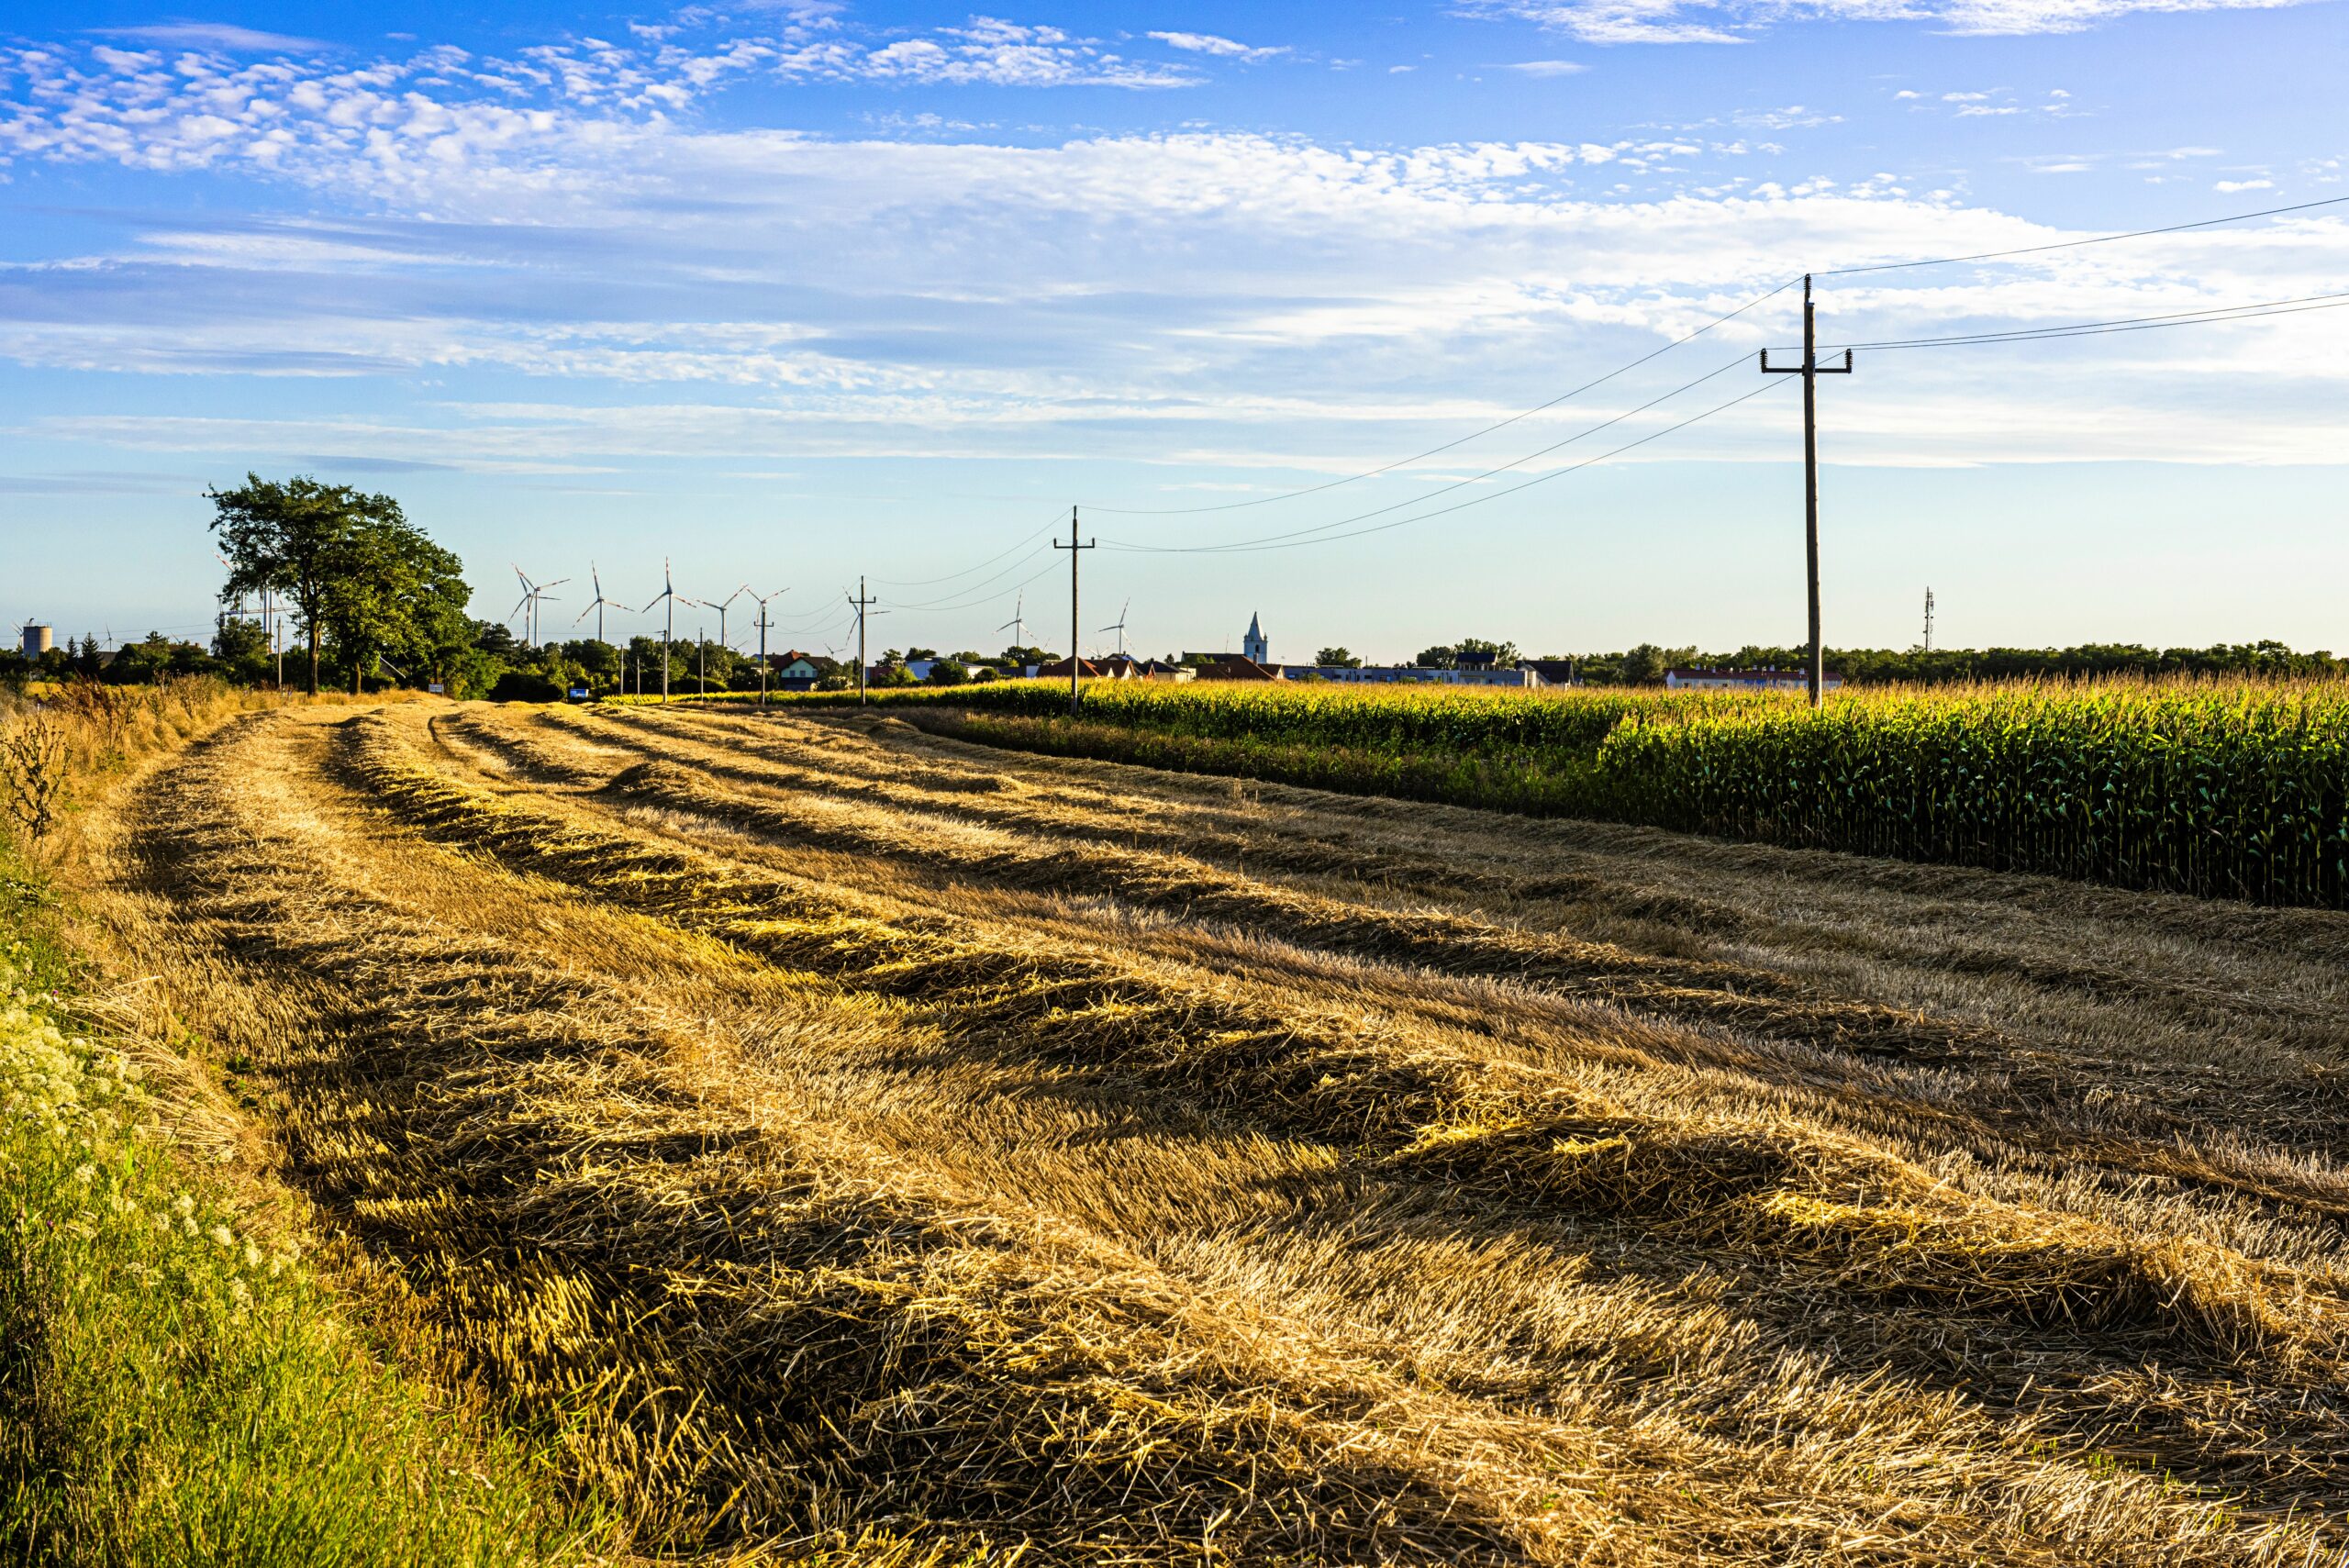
[[872, 515, 1064, 586], [889, 555, 1065, 617], [1106, 378, 1792, 557], [1820, 287, 2349, 352], [876, 543, 1056, 611], [1817, 192, 2349, 278], [1078, 277, 1799, 517], [1075, 194, 2348, 530], [1105, 351, 1754, 556]]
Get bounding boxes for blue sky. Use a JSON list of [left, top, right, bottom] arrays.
[[2, 0, 2344, 663]]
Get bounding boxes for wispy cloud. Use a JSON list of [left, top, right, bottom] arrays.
[[1146, 30, 1288, 61], [87, 22, 328, 52], [0, 27, 2343, 483], [1460, 0, 2325, 44], [1495, 59, 1590, 74]]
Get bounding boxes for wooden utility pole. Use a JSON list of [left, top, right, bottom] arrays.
[[1053, 506, 1096, 717], [848, 577, 879, 706], [751, 589, 785, 706], [1761, 273, 1854, 709]]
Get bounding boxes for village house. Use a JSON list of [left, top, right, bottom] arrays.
[[1665, 667, 1845, 693]]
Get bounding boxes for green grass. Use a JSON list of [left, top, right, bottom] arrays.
[[0, 859, 602, 1568]]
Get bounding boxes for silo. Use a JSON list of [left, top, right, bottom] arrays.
[[20, 623, 53, 659]]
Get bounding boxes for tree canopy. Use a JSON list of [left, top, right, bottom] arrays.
[[209, 474, 469, 695]]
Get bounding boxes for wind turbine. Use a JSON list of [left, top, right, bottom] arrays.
[[641, 559, 683, 701], [510, 565, 569, 649], [705, 584, 749, 655], [996, 592, 1027, 657], [573, 562, 627, 645], [1097, 598, 1130, 660]]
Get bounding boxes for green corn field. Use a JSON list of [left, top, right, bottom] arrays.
[[694, 674, 2349, 908]]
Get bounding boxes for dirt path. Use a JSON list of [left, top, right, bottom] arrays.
[[68, 700, 2349, 1564]]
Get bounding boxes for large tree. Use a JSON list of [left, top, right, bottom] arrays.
[[209, 474, 468, 695], [317, 517, 471, 694], [210, 474, 395, 695]]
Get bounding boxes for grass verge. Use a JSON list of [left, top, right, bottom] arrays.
[[0, 799, 599, 1564]]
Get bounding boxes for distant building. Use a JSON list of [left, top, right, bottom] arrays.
[[1190, 656, 1286, 682], [1034, 656, 1126, 681], [20, 623, 51, 659], [1521, 658, 1578, 686], [1242, 612, 1269, 664], [1137, 659, 1195, 683], [1286, 664, 1544, 687], [772, 651, 824, 692], [1665, 667, 1844, 693]]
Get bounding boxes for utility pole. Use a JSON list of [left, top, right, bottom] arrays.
[[1761, 273, 1854, 709], [847, 577, 880, 706], [697, 628, 707, 695], [1053, 507, 1096, 717], [1923, 586, 1935, 653], [750, 587, 786, 706]]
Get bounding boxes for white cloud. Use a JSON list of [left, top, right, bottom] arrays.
[[1147, 31, 1287, 61], [87, 22, 328, 52], [2215, 178, 2275, 192], [1460, 0, 2324, 43], [0, 30, 2343, 479], [1496, 59, 1591, 74]]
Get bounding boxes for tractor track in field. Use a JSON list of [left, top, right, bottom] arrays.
[[65, 698, 2349, 1564]]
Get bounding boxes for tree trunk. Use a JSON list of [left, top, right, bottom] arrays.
[[306, 627, 321, 696]]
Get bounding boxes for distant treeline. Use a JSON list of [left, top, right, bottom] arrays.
[[1560, 640, 2340, 686]]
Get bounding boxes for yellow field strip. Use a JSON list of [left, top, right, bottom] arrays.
[[356, 716, 2349, 1451]]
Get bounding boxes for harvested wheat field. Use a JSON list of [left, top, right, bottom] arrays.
[[67, 696, 2349, 1564]]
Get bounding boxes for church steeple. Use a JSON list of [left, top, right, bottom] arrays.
[[1242, 612, 1267, 664]]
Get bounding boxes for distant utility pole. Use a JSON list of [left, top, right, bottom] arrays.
[[750, 587, 786, 706], [1923, 586, 1936, 653], [1761, 273, 1854, 709], [696, 628, 707, 695], [847, 577, 880, 706], [1053, 506, 1096, 717]]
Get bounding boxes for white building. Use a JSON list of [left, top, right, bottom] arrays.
[[1289, 664, 1544, 687], [1665, 667, 1844, 693], [1242, 612, 1269, 664]]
